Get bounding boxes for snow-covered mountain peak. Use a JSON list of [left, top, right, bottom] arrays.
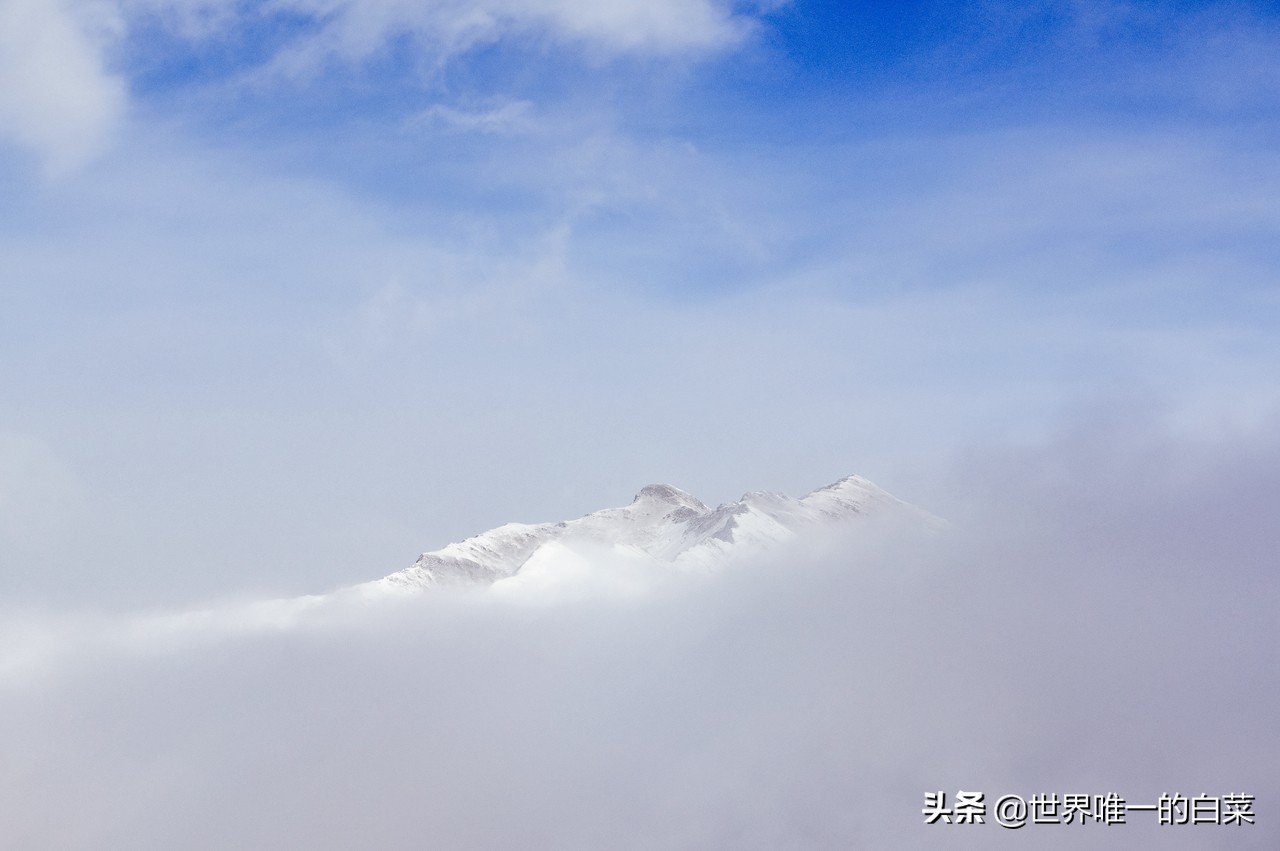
[[800, 474, 896, 515], [808, 474, 877, 495], [738, 490, 789, 509], [631, 483, 707, 511], [357, 474, 930, 595]]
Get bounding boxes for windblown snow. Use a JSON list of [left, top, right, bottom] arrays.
[[356, 475, 928, 597]]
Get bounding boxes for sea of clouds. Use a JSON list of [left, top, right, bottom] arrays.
[[0, 414, 1275, 849]]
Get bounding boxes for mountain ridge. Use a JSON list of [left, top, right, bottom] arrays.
[[356, 474, 926, 595]]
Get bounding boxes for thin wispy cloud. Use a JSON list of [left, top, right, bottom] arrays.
[[0, 0, 759, 170], [409, 97, 537, 135], [120, 0, 759, 58]]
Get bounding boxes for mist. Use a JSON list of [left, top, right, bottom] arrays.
[[1, 415, 1274, 849]]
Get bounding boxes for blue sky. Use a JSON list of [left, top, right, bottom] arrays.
[[2, 0, 1279, 604]]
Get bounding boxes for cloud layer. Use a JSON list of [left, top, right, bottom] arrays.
[[1, 419, 1275, 849]]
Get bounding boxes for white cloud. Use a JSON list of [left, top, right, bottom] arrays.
[[0, 0, 126, 173], [118, 0, 755, 72]]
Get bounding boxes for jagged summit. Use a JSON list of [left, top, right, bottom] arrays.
[[360, 474, 927, 594]]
